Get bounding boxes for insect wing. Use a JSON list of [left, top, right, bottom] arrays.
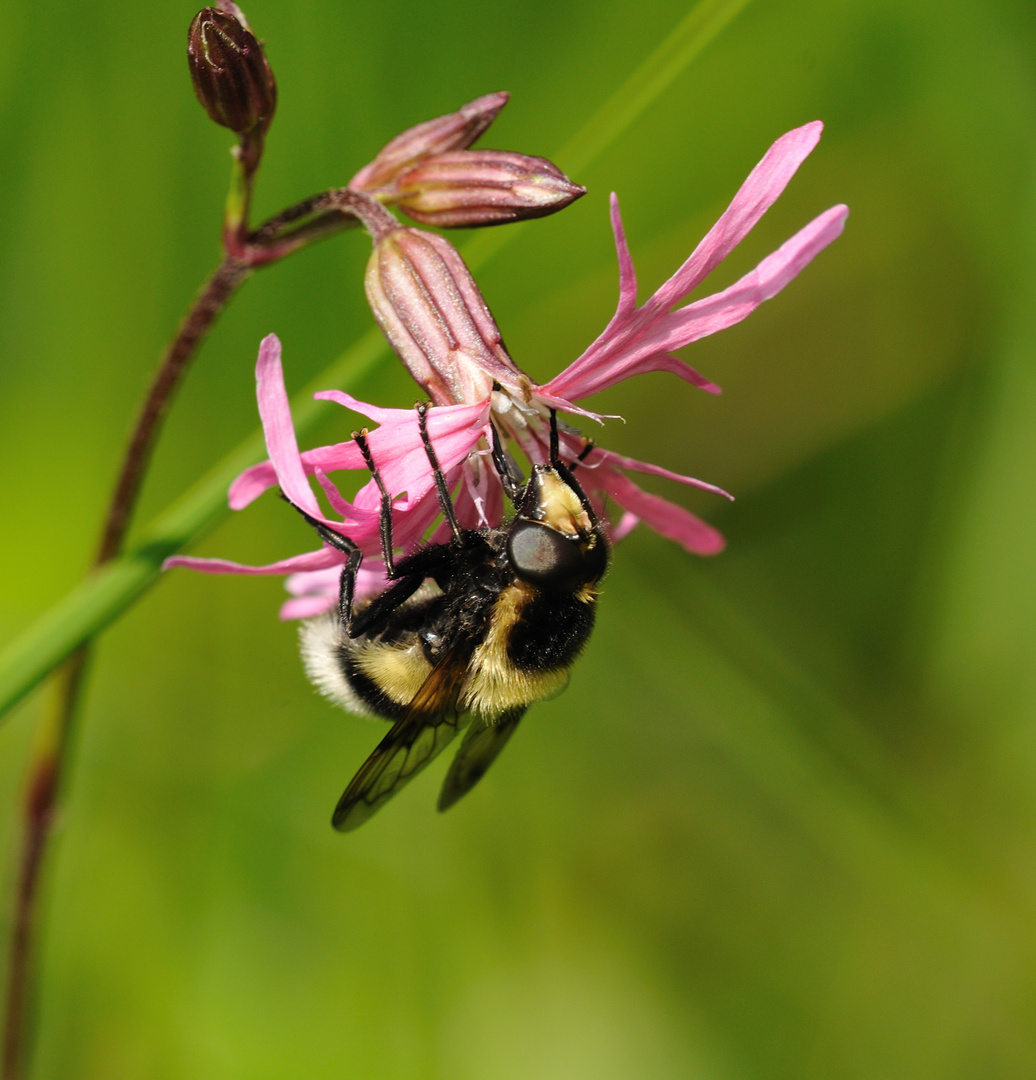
[[437, 707, 526, 812], [332, 653, 469, 831]]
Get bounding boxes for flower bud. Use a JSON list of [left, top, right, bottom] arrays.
[[387, 150, 586, 227], [365, 227, 530, 406], [350, 93, 509, 193], [187, 5, 276, 136]]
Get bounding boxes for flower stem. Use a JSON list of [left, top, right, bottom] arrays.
[[2, 653, 87, 1080], [96, 258, 251, 563]]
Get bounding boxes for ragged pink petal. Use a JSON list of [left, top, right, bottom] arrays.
[[611, 510, 640, 543], [349, 401, 490, 509], [543, 351, 721, 403], [543, 202, 847, 402], [646, 203, 849, 351], [230, 394, 487, 514], [280, 595, 337, 619], [645, 122, 824, 315], [278, 560, 392, 618], [540, 124, 835, 406], [285, 564, 342, 596], [594, 467, 726, 555], [314, 468, 357, 519], [538, 196, 641, 402], [588, 447, 733, 500], [527, 387, 611, 425], [313, 388, 409, 424], [255, 335, 322, 518], [609, 193, 637, 323], [454, 454, 504, 529], [230, 441, 367, 510], [163, 547, 341, 575]]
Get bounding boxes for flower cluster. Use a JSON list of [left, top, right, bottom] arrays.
[[167, 96, 847, 618]]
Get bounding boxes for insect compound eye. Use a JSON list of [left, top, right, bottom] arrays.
[[507, 520, 602, 593]]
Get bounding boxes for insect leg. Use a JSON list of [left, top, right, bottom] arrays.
[[417, 402, 462, 542], [353, 428, 399, 578], [279, 493, 362, 628], [547, 408, 600, 528], [489, 420, 523, 503]]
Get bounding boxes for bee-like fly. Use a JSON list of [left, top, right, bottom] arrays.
[[288, 405, 608, 831]]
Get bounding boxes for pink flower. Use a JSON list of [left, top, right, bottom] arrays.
[[167, 334, 494, 617], [168, 122, 847, 617]]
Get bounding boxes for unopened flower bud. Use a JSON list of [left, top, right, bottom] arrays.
[[350, 93, 509, 193], [365, 227, 530, 405], [386, 150, 586, 227], [187, 5, 276, 136]]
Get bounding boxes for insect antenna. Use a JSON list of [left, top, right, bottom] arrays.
[[417, 402, 462, 542]]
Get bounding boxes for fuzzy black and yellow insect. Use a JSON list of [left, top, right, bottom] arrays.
[[287, 405, 608, 831]]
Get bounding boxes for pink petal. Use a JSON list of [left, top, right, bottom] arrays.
[[314, 467, 357, 518], [313, 388, 405, 424], [611, 511, 640, 543], [280, 595, 337, 619], [545, 203, 847, 400], [646, 203, 849, 351], [359, 402, 490, 507], [229, 397, 488, 514], [545, 352, 722, 403], [539, 197, 639, 402], [285, 564, 341, 596], [451, 457, 505, 529], [594, 467, 725, 555], [588, 447, 733, 500], [530, 390, 613, 425], [632, 354, 722, 394], [255, 335, 321, 517], [163, 547, 341, 575], [609, 193, 637, 323], [645, 121, 824, 315], [285, 562, 391, 604], [542, 123, 835, 405], [229, 462, 278, 510], [230, 442, 367, 510]]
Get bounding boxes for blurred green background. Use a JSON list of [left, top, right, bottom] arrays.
[[3, 0, 1036, 1076]]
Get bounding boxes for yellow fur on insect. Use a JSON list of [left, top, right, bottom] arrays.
[[353, 639, 432, 705], [462, 578, 594, 716], [533, 470, 594, 538]]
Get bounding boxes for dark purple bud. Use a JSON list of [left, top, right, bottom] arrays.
[[350, 93, 509, 192], [389, 150, 586, 227], [187, 5, 276, 136]]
